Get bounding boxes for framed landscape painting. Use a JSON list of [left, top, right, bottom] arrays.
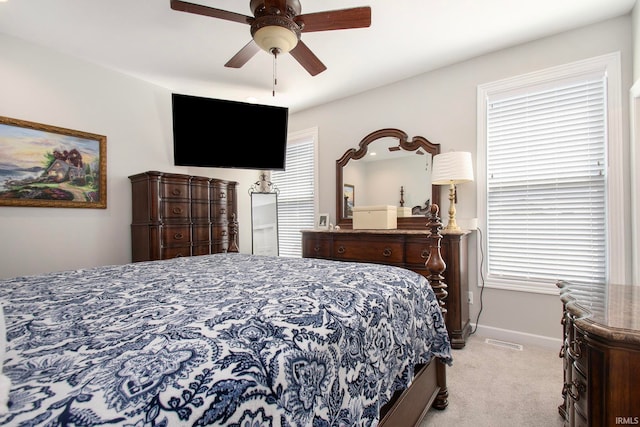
[[343, 183, 354, 218], [0, 116, 107, 208]]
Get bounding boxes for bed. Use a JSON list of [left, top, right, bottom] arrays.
[[0, 245, 451, 426]]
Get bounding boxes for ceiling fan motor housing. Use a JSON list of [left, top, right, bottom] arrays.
[[250, 1, 302, 54], [250, 0, 301, 17]]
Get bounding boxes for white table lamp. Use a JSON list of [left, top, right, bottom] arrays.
[[431, 151, 474, 232]]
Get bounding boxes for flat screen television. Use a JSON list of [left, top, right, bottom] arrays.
[[172, 93, 289, 170]]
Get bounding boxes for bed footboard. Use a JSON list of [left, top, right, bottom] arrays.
[[379, 204, 449, 426], [379, 358, 448, 426]]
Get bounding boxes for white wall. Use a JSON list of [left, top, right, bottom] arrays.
[[632, 4, 640, 284], [288, 15, 633, 345], [0, 33, 258, 279], [634, 3, 640, 81]]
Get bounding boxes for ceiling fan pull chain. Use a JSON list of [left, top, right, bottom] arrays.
[[272, 48, 279, 97]]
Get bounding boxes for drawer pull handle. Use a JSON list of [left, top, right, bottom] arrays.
[[314, 246, 320, 253], [220, 208, 226, 215], [421, 249, 429, 259], [566, 380, 585, 401], [382, 248, 392, 257], [172, 207, 183, 215], [337, 246, 346, 254], [219, 192, 226, 199], [567, 337, 583, 359], [172, 189, 181, 196], [174, 233, 184, 240], [221, 230, 227, 236]]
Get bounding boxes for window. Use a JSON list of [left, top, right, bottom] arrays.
[[477, 53, 624, 293], [271, 128, 318, 257]]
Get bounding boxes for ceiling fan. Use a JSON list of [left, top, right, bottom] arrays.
[[170, 0, 371, 76]]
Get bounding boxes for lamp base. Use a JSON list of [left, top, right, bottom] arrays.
[[442, 183, 464, 234], [445, 221, 461, 230], [442, 222, 465, 234]]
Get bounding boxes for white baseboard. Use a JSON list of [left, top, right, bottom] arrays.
[[469, 324, 563, 350]]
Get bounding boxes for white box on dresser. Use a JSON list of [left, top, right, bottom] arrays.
[[352, 205, 397, 229], [397, 207, 413, 217]]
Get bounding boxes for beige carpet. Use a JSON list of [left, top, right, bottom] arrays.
[[421, 334, 565, 427]]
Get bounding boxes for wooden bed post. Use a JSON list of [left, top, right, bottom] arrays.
[[425, 204, 449, 410], [425, 204, 448, 316], [228, 213, 240, 253]]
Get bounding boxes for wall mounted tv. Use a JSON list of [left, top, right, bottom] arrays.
[[172, 93, 289, 170]]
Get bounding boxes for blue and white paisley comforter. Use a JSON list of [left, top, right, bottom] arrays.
[[0, 253, 451, 426]]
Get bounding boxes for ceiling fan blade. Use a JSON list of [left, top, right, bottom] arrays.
[[297, 7, 371, 33], [289, 41, 327, 76], [225, 40, 261, 68], [170, 0, 253, 25]]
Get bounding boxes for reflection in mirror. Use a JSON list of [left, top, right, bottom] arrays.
[[251, 192, 279, 256], [336, 128, 440, 229], [342, 137, 432, 216]]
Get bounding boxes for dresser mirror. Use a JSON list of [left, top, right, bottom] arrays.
[[336, 128, 440, 229]]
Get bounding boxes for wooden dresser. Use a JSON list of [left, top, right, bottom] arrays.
[[129, 171, 238, 262], [301, 229, 471, 348], [558, 281, 640, 426]]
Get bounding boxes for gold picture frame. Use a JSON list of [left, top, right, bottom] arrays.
[[0, 116, 107, 208]]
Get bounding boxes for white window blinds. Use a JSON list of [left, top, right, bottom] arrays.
[[272, 135, 315, 257], [485, 77, 607, 287]]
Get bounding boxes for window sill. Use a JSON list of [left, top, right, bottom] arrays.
[[480, 277, 560, 295]]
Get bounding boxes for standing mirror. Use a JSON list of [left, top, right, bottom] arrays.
[[336, 128, 441, 229], [250, 173, 279, 256]]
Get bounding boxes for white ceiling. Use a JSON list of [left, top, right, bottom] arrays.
[[0, 0, 635, 113]]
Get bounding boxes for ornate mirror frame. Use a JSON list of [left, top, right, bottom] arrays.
[[336, 128, 441, 229]]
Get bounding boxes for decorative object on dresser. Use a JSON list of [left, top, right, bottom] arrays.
[[431, 151, 474, 233], [316, 213, 330, 229], [129, 171, 239, 262], [557, 280, 640, 426], [352, 205, 397, 230]]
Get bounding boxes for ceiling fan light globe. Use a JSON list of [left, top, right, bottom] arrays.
[[253, 25, 298, 54]]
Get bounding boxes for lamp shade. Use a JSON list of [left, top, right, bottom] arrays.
[[431, 151, 474, 185], [253, 25, 299, 54]]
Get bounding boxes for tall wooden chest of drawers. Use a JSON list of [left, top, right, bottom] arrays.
[[301, 229, 471, 348], [558, 281, 640, 426], [129, 171, 238, 262]]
